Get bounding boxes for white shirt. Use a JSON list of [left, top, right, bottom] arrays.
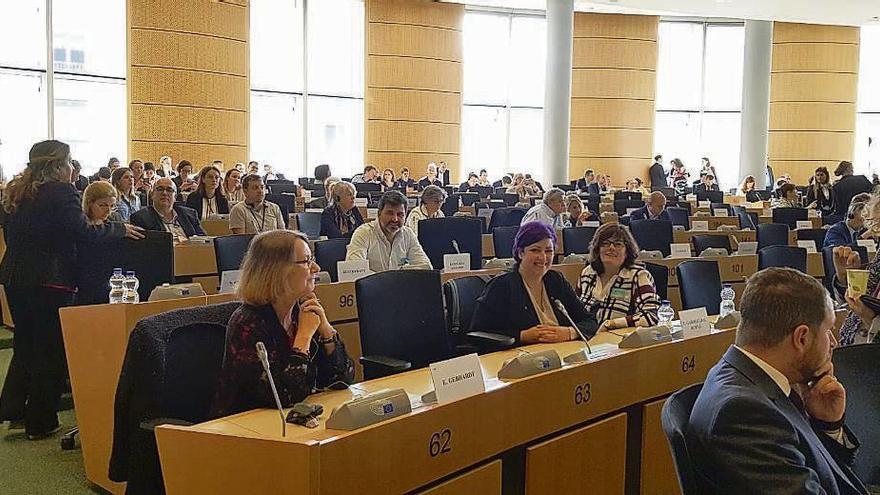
[[521, 203, 563, 229], [405, 206, 444, 236], [345, 220, 433, 273], [228, 200, 286, 234]]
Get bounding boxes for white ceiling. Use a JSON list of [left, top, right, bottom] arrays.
[[443, 0, 880, 26]]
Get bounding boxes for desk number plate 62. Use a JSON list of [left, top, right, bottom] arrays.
[[429, 428, 452, 457]]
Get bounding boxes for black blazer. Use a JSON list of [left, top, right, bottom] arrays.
[[185, 189, 230, 219], [806, 185, 835, 215], [833, 175, 873, 216], [688, 346, 867, 495], [130, 205, 206, 237], [396, 178, 415, 190], [649, 162, 666, 188], [0, 182, 126, 289], [418, 177, 443, 191], [469, 269, 598, 343], [576, 178, 599, 195], [319, 205, 364, 239]]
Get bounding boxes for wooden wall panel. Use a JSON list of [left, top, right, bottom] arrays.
[[768, 22, 858, 182], [366, 0, 463, 180], [570, 13, 658, 181], [128, 0, 248, 167]]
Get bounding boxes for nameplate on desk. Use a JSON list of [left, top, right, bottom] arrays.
[[796, 220, 813, 230], [691, 220, 709, 231], [337, 260, 371, 282], [443, 253, 471, 273], [857, 239, 877, 253], [686, 194, 696, 201], [354, 198, 368, 207], [797, 240, 817, 253], [219, 269, 242, 294], [429, 353, 486, 404], [305, 208, 324, 213], [478, 208, 493, 222], [713, 210, 729, 217], [583, 221, 600, 227], [670, 243, 691, 258], [367, 208, 378, 218], [737, 241, 758, 255], [698, 201, 710, 208], [679, 307, 711, 337]]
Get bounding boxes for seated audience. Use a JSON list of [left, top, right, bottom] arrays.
[[71, 159, 89, 192], [77, 181, 126, 305], [563, 194, 597, 227], [629, 191, 670, 221], [263, 163, 284, 181], [595, 173, 609, 194], [578, 224, 661, 331], [740, 175, 756, 196], [186, 165, 229, 220], [469, 222, 598, 344], [107, 157, 120, 171], [458, 173, 480, 193], [142, 161, 157, 186], [405, 185, 446, 235], [524, 175, 543, 195], [320, 182, 364, 239], [345, 190, 432, 272], [396, 167, 415, 190], [210, 230, 355, 417], [229, 174, 286, 234], [94, 166, 112, 183], [129, 159, 151, 198], [223, 168, 245, 203], [521, 188, 566, 229], [247, 161, 260, 175], [111, 167, 141, 222], [156, 155, 175, 178], [834, 195, 880, 345], [576, 169, 599, 195], [130, 178, 205, 242], [687, 267, 866, 494], [172, 160, 197, 198], [82, 180, 122, 225], [805, 166, 834, 216], [771, 183, 801, 209], [418, 163, 442, 190], [832, 160, 873, 217], [694, 173, 720, 194], [351, 165, 379, 184], [380, 168, 397, 191], [437, 161, 450, 186], [824, 193, 870, 249], [478, 169, 491, 187]]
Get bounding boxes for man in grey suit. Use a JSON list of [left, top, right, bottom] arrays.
[[688, 267, 868, 494]]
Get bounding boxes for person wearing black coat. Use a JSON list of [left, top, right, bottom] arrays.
[[319, 182, 364, 239], [130, 178, 206, 240], [649, 155, 666, 189], [469, 221, 598, 344], [185, 165, 230, 220], [0, 140, 141, 439], [832, 161, 873, 217]]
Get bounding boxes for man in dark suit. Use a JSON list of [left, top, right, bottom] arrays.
[[629, 191, 670, 221], [130, 177, 206, 242], [688, 267, 868, 495], [693, 173, 720, 194], [824, 194, 869, 249], [649, 154, 666, 189], [576, 169, 599, 195], [833, 161, 873, 217]]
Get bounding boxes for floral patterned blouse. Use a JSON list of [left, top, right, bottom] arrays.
[[211, 303, 355, 417]]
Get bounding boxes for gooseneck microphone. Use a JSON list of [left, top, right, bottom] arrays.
[[451, 239, 461, 254], [256, 341, 286, 437], [553, 299, 593, 354]]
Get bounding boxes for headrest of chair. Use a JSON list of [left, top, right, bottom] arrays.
[[148, 283, 207, 301], [483, 258, 515, 269], [699, 247, 729, 258], [672, 225, 686, 232], [716, 225, 738, 231], [637, 250, 664, 260], [561, 254, 587, 264], [316, 271, 332, 284]]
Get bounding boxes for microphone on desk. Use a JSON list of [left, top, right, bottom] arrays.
[[553, 299, 592, 354], [451, 239, 461, 254], [256, 341, 286, 437]]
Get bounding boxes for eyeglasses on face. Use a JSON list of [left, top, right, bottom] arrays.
[[599, 240, 626, 249], [294, 255, 316, 266], [154, 186, 176, 193]]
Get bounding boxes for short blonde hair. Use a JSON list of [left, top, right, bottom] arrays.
[[237, 230, 311, 306], [82, 180, 117, 213]]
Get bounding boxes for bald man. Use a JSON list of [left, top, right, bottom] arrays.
[[629, 191, 670, 221]]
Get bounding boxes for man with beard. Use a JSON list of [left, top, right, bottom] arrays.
[[345, 190, 432, 272]]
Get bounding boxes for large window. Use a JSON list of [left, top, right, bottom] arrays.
[[856, 26, 880, 176], [0, 0, 125, 176], [462, 11, 545, 182], [249, 0, 365, 180], [654, 21, 744, 190]]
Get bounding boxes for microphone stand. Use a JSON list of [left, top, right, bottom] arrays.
[[256, 341, 286, 437]]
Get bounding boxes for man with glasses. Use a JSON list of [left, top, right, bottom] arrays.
[[130, 177, 206, 243], [229, 174, 286, 234], [521, 188, 566, 229], [686, 267, 867, 494]]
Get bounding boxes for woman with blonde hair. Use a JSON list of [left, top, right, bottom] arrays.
[[82, 180, 121, 225], [835, 193, 880, 345], [211, 230, 355, 416]]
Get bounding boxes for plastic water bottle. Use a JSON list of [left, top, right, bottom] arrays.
[[657, 300, 675, 328], [108, 268, 125, 304], [720, 284, 736, 317], [122, 271, 140, 304]]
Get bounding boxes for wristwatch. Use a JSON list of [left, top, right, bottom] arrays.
[[317, 331, 338, 345]]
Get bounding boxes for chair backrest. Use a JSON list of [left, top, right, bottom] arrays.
[[675, 201, 693, 215], [644, 261, 669, 301], [661, 383, 705, 495], [314, 238, 351, 282], [553, 183, 576, 192], [695, 190, 723, 203], [613, 199, 644, 216], [666, 207, 691, 229], [492, 226, 520, 259], [295, 212, 322, 240], [443, 276, 489, 341], [614, 191, 641, 201], [691, 234, 730, 255], [772, 207, 808, 229], [442, 194, 460, 217], [758, 245, 807, 272], [488, 207, 526, 231], [162, 322, 228, 423], [355, 271, 451, 379], [266, 180, 296, 195], [630, 220, 673, 257], [213, 234, 256, 274], [459, 192, 480, 206], [832, 343, 880, 485], [354, 182, 381, 193], [265, 193, 293, 228], [756, 223, 789, 249], [474, 185, 494, 198], [561, 226, 597, 255], [733, 206, 759, 230], [796, 228, 827, 251], [710, 203, 733, 216], [490, 193, 520, 206], [676, 260, 721, 314], [418, 217, 483, 270]]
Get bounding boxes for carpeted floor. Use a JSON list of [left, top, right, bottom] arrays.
[[0, 347, 101, 494]]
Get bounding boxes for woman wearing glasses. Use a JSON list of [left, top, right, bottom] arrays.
[[211, 230, 355, 417], [578, 224, 661, 333]]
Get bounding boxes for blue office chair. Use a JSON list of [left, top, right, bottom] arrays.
[[614, 191, 642, 201], [442, 194, 460, 217], [756, 223, 789, 249], [492, 226, 519, 259], [758, 245, 807, 272], [832, 344, 880, 486], [661, 383, 705, 495], [487, 207, 526, 231], [710, 203, 733, 216], [666, 207, 690, 230], [443, 276, 515, 354], [266, 193, 293, 228], [562, 226, 598, 255], [314, 238, 350, 282], [733, 206, 758, 230], [797, 228, 827, 252], [613, 199, 644, 216], [418, 217, 483, 271], [213, 234, 256, 274], [691, 234, 731, 255], [772, 207, 808, 229], [695, 190, 723, 203], [676, 260, 722, 314], [644, 262, 669, 300], [295, 212, 322, 240], [630, 219, 673, 257]]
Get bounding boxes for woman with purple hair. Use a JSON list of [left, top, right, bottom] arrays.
[[469, 221, 598, 345]]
